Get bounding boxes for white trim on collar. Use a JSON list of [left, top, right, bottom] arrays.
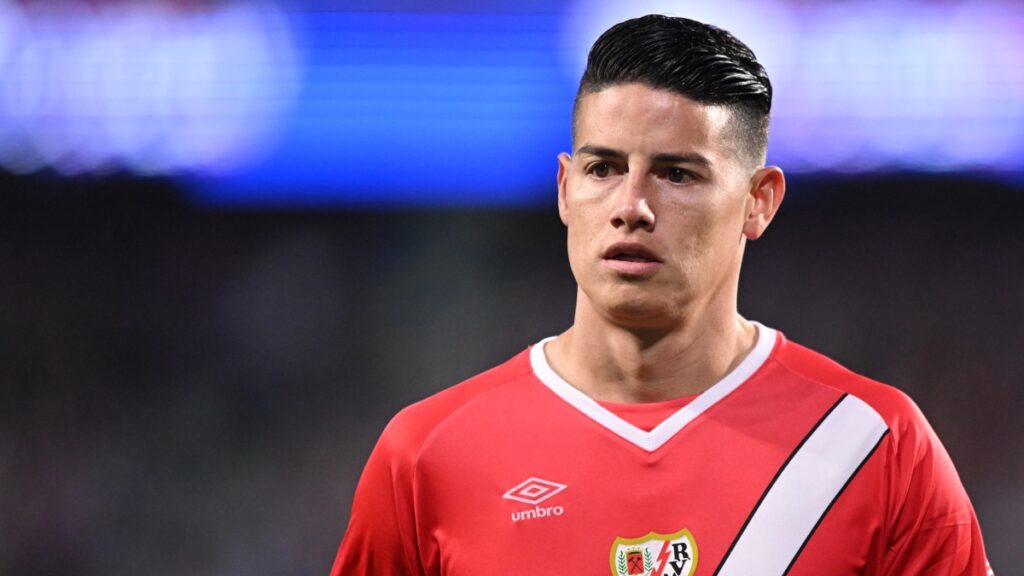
[[529, 322, 778, 452]]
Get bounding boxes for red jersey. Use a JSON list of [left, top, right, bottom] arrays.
[[332, 324, 991, 575]]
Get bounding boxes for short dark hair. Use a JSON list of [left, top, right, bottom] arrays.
[[574, 14, 772, 166]]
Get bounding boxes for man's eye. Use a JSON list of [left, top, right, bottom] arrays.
[[588, 162, 610, 178], [667, 168, 690, 183]]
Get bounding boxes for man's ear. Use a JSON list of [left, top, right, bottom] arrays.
[[557, 152, 572, 226], [742, 165, 785, 240]]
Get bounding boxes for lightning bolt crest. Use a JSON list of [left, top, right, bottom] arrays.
[[654, 540, 672, 574]]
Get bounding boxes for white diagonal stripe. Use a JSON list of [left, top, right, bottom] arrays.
[[716, 394, 888, 576]]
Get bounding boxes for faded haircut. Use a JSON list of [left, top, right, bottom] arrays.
[[573, 14, 773, 166]]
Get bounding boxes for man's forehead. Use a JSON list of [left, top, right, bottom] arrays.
[[573, 84, 733, 155]]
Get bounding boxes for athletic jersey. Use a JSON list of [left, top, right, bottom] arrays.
[[332, 324, 991, 575]]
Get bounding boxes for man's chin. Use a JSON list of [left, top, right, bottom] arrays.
[[602, 300, 676, 329], [578, 283, 688, 328]]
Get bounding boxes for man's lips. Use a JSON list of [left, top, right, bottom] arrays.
[[602, 242, 663, 263], [602, 242, 662, 276]]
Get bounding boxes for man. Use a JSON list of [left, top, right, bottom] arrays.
[[332, 15, 991, 575]]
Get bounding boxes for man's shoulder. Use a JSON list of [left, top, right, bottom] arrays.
[[767, 332, 988, 575], [377, 346, 536, 457], [772, 333, 927, 436]]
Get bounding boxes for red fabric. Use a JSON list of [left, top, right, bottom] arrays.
[[331, 332, 990, 575], [597, 395, 696, 432]]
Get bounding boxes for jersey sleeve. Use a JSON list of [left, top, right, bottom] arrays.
[[330, 354, 529, 575], [330, 416, 424, 576], [879, 393, 991, 575]]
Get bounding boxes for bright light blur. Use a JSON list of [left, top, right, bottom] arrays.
[[0, 0, 299, 176], [1, 0, 1022, 205], [565, 0, 1024, 175]]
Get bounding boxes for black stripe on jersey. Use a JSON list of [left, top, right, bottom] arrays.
[[780, 428, 890, 576], [712, 393, 848, 576]]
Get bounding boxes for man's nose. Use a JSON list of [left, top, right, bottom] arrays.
[[610, 172, 656, 231]]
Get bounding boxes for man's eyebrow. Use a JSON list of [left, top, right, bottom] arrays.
[[652, 152, 712, 167], [575, 145, 626, 159]]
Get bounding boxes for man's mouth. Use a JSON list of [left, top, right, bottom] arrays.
[[602, 243, 663, 276], [604, 243, 662, 263], [612, 254, 656, 262]]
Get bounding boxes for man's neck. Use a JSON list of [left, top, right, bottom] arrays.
[[545, 297, 758, 404]]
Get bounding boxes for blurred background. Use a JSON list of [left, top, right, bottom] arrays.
[[1, 0, 1021, 574]]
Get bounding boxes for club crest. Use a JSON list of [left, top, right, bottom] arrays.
[[609, 528, 697, 576]]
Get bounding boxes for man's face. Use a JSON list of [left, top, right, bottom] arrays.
[[557, 83, 760, 328]]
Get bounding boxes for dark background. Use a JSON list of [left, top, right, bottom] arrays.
[[1, 171, 1020, 574]]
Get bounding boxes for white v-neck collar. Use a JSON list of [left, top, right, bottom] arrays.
[[529, 322, 777, 452]]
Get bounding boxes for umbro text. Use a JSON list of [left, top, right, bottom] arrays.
[[511, 505, 565, 523]]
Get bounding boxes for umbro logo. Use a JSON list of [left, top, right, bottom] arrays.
[[503, 477, 567, 505], [503, 477, 567, 522]]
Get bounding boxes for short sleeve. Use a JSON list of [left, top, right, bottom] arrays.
[[880, 397, 991, 575], [331, 419, 423, 576]]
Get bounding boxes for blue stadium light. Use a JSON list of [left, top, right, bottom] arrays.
[[0, 0, 298, 177], [568, 0, 1024, 177], [0, 0, 1021, 206], [192, 0, 1024, 205], [188, 9, 576, 208]]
